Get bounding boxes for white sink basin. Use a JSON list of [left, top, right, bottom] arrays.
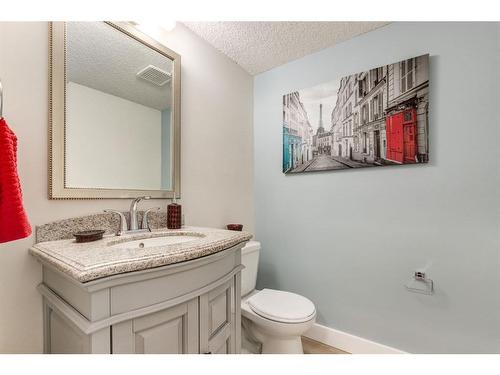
[[110, 234, 201, 250]]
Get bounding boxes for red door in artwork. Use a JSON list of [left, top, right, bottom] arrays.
[[386, 108, 417, 164], [386, 112, 404, 163], [402, 109, 417, 163], [403, 125, 416, 163]]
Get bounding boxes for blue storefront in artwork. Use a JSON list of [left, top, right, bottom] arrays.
[[283, 125, 302, 172]]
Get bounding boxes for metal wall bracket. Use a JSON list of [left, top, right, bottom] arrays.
[[405, 271, 434, 295]]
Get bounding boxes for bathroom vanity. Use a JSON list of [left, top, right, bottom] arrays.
[[30, 224, 251, 354]]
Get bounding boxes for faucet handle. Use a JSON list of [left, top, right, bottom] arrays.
[[142, 207, 161, 231], [104, 210, 128, 236], [133, 196, 151, 203]]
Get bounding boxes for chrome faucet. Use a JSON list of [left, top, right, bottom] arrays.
[[105, 196, 160, 236], [129, 196, 150, 230]]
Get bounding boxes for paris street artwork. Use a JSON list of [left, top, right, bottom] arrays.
[[282, 54, 429, 173]]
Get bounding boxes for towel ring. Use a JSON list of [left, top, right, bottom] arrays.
[[0, 79, 3, 119]]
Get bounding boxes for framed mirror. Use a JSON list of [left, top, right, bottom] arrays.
[[49, 22, 180, 199]]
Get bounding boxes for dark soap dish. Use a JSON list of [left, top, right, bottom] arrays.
[[74, 230, 106, 243], [226, 224, 243, 231]]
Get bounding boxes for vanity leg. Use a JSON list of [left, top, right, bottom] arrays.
[[42, 298, 51, 354], [234, 272, 242, 354]]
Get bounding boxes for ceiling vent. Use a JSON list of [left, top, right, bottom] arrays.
[[136, 65, 171, 86]]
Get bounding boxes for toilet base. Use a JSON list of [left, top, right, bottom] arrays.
[[242, 317, 307, 354], [240, 289, 316, 354]]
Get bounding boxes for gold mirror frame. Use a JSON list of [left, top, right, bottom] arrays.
[[49, 21, 181, 199]]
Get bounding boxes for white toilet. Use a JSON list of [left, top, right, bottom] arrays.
[[240, 241, 316, 354]]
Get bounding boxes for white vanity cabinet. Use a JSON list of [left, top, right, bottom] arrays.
[[38, 244, 243, 354]]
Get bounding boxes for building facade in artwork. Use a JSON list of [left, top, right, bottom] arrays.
[[331, 76, 356, 159], [330, 55, 429, 166], [282, 92, 314, 172], [352, 66, 388, 163], [386, 55, 429, 163]]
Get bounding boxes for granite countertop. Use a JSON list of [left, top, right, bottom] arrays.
[[29, 227, 252, 283]]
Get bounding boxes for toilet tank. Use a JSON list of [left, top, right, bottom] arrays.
[[241, 241, 261, 297]]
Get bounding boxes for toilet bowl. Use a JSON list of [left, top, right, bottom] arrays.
[[240, 241, 316, 354]]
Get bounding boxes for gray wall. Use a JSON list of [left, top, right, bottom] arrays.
[[254, 22, 500, 353]]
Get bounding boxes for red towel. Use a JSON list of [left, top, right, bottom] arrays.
[[0, 117, 32, 243]]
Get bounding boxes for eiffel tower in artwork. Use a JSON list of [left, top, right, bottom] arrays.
[[316, 103, 325, 135]]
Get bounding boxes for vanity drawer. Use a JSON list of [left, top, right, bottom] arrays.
[[110, 248, 239, 315]]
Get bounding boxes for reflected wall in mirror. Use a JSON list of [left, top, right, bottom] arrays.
[[49, 22, 181, 199]]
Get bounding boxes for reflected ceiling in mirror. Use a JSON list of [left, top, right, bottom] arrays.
[[67, 22, 172, 113]]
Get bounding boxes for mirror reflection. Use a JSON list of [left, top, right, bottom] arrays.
[[65, 22, 173, 191]]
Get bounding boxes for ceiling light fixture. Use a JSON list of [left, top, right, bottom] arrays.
[[132, 20, 176, 39]]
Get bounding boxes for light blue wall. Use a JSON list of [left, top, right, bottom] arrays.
[[161, 108, 171, 190], [254, 22, 500, 353]]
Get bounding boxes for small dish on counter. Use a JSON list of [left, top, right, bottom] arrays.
[[73, 230, 105, 243], [227, 224, 243, 231]]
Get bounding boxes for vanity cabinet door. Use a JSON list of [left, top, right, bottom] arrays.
[[112, 298, 199, 354], [199, 279, 238, 354]]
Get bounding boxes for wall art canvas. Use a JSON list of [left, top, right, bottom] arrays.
[[282, 54, 429, 173]]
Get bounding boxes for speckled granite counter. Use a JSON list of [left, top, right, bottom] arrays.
[[35, 211, 170, 243], [29, 227, 252, 283]]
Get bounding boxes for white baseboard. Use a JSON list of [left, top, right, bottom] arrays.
[[304, 323, 407, 354]]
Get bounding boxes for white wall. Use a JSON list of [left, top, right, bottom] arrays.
[[66, 82, 162, 190], [157, 24, 254, 230], [254, 22, 500, 353], [0, 22, 254, 353]]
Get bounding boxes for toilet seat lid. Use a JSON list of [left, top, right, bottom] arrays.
[[247, 289, 316, 323]]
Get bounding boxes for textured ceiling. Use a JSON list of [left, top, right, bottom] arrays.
[[67, 22, 173, 111], [182, 22, 389, 75]]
